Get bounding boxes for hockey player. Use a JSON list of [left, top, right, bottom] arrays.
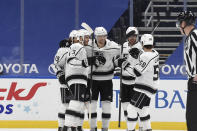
[[52, 39, 72, 131], [120, 27, 143, 131], [85, 27, 120, 131], [63, 32, 90, 131], [120, 34, 159, 131], [54, 30, 85, 131]]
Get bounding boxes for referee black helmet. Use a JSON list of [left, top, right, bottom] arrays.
[[176, 11, 196, 28]]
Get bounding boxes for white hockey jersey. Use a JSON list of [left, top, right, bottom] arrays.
[[65, 43, 89, 86], [52, 47, 70, 74], [85, 39, 120, 80], [122, 41, 143, 85], [125, 49, 159, 96]]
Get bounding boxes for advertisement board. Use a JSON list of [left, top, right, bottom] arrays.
[[0, 79, 187, 129]]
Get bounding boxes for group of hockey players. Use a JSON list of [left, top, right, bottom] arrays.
[[52, 25, 159, 131]]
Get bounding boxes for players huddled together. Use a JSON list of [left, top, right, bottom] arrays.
[[52, 25, 159, 131]]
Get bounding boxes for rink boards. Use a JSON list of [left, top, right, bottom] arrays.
[[0, 78, 187, 130]]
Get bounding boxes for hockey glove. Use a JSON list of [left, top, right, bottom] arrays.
[[87, 56, 97, 66], [122, 61, 130, 70], [117, 57, 127, 67], [82, 59, 89, 68], [129, 48, 140, 59], [56, 70, 66, 84]]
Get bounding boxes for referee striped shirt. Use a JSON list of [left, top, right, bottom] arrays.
[[184, 28, 197, 78]]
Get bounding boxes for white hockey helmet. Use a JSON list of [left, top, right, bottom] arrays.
[[126, 27, 139, 37], [94, 27, 107, 36], [80, 29, 90, 36], [69, 30, 77, 38], [77, 29, 90, 44], [140, 34, 154, 46]]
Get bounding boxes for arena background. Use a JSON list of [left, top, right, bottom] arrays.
[[0, 0, 197, 130]]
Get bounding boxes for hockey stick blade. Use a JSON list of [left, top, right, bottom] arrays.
[[81, 22, 94, 34]]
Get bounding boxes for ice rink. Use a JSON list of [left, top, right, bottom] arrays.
[[0, 129, 186, 131]]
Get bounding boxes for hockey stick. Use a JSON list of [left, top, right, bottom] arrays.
[[118, 42, 124, 127], [81, 22, 94, 34], [81, 22, 94, 126], [151, 11, 160, 35]]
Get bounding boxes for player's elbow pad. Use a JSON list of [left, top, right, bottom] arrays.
[[134, 68, 141, 77]]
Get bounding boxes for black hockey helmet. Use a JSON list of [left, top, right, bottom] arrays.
[[176, 11, 196, 28]]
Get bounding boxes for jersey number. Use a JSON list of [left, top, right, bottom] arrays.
[[153, 65, 159, 80]]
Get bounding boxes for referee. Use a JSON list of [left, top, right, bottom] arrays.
[[176, 11, 197, 131]]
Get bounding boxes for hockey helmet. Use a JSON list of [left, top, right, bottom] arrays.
[[176, 11, 196, 28], [140, 34, 154, 46], [69, 30, 77, 38], [80, 29, 90, 36], [94, 27, 107, 36], [126, 27, 139, 38]]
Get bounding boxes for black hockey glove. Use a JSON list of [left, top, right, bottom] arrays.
[[129, 48, 140, 59], [56, 70, 66, 84], [117, 57, 127, 67], [87, 56, 97, 66], [82, 59, 88, 68]]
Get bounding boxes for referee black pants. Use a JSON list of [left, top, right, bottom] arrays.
[[186, 78, 197, 131]]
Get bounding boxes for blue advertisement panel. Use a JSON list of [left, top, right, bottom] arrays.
[[0, 0, 128, 78], [1, 0, 196, 80], [160, 41, 187, 80]]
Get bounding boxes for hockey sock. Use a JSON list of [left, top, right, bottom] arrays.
[[122, 102, 129, 129], [90, 100, 97, 128], [64, 101, 82, 127], [138, 107, 151, 130], [58, 103, 68, 128], [139, 115, 151, 130], [127, 104, 138, 130], [122, 102, 129, 119], [101, 101, 111, 128], [58, 113, 65, 128]]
